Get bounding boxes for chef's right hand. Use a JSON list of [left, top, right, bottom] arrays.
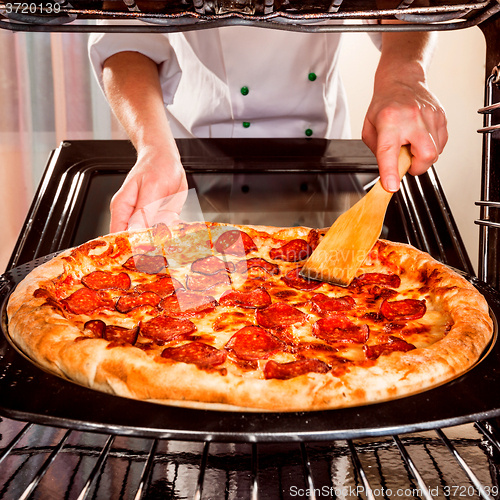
[[109, 146, 188, 233]]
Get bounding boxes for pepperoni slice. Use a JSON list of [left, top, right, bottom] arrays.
[[214, 230, 257, 256], [33, 288, 52, 299], [84, 320, 138, 345], [380, 299, 426, 321], [314, 314, 354, 330], [140, 315, 196, 342], [264, 358, 330, 380], [364, 336, 416, 360], [225, 326, 284, 360], [366, 286, 398, 301], [57, 274, 80, 289], [312, 316, 369, 344], [349, 273, 401, 290], [383, 322, 406, 333], [310, 293, 355, 316], [115, 292, 161, 313], [37, 295, 66, 314], [123, 254, 168, 274], [161, 342, 227, 368], [269, 239, 312, 262], [282, 268, 322, 291], [159, 291, 217, 318], [133, 275, 184, 297], [256, 302, 307, 329], [81, 271, 131, 291], [307, 229, 322, 251], [84, 319, 106, 338], [219, 288, 272, 309], [104, 325, 139, 345], [62, 288, 111, 315], [191, 256, 235, 275], [234, 258, 280, 275], [186, 272, 231, 291], [151, 222, 172, 242], [128, 244, 156, 254]]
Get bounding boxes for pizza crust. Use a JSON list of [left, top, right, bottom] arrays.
[[6, 224, 494, 412]]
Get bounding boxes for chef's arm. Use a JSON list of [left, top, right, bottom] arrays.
[[102, 51, 187, 233], [362, 23, 448, 192]]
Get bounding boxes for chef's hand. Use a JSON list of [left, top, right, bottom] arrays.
[[110, 148, 188, 233], [362, 27, 448, 192], [102, 51, 188, 233]]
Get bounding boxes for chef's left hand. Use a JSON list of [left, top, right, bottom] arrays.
[[361, 28, 448, 192]]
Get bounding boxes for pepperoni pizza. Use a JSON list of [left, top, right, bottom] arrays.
[[6, 222, 493, 411]]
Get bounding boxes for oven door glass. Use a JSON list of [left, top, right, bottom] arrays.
[[73, 171, 365, 246]]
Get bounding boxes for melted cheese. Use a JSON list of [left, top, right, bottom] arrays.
[[54, 225, 454, 381]]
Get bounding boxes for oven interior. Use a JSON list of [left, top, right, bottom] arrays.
[[2, 139, 500, 499], [1, 1, 500, 498]]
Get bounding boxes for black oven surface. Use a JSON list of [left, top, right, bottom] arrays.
[[1, 139, 500, 499]]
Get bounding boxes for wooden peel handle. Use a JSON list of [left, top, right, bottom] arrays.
[[370, 145, 413, 202], [397, 145, 412, 180]]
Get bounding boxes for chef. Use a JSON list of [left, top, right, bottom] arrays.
[[88, 18, 448, 232]]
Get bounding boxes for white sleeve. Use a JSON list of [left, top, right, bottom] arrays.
[[88, 20, 182, 105]]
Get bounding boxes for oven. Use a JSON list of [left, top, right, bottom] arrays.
[[1, 3, 500, 499]]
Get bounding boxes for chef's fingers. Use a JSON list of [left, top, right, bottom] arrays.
[[376, 128, 438, 191], [430, 105, 449, 158], [374, 140, 404, 193], [110, 182, 139, 234], [127, 199, 162, 231], [126, 187, 191, 231], [406, 103, 447, 177], [362, 114, 404, 192], [152, 192, 188, 227], [361, 116, 378, 156], [363, 112, 447, 191], [362, 118, 400, 192]]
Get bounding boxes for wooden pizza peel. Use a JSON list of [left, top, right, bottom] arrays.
[[300, 145, 412, 286]]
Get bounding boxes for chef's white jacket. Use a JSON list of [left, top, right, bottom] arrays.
[[89, 22, 382, 140], [88, 22, 380, 227]]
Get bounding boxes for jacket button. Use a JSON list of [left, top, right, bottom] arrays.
[[240, 86, 249, 96], [308, 72, 317, 82], [305, 128, 313, 137]]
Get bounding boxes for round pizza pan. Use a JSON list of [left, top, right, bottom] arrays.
[[1, 256, 500, 443]]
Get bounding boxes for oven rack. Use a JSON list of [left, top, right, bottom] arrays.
[[1, 0, 500, 32], [1, 417, 500, 499], [476, 63, 500, 291]]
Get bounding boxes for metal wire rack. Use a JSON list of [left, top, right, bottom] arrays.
[[1, 417, 500, 499], [476, 64, 500, 291], [1, 0, 500, 32]]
